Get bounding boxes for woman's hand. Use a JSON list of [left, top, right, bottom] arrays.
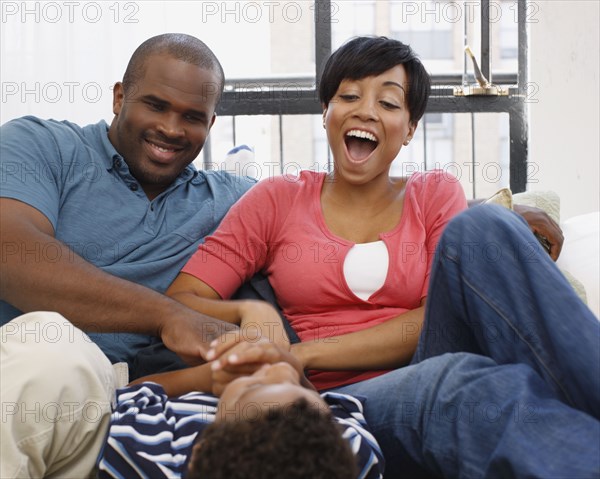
[[207, 330, 307, 396]]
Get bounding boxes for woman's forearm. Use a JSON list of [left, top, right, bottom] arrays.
[[170, 290, 290, 347], [167, 291, 246, 324], [293, 306, 425, 371]]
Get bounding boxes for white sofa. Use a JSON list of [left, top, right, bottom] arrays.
[[556, 211, 600, 319]]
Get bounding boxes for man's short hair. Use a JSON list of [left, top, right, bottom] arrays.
[[187, 398, 358, 479], [122, 33, 225, 102]]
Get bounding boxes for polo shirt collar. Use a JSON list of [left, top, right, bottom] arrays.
[[95, 120, 122, 170]]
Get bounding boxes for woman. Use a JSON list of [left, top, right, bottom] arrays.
[[167, 37, 599, 478], [168, 36, 466, 391]]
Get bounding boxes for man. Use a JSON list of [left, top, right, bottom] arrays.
[[0, 34, 254, 372]]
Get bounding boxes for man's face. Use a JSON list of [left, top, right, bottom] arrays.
[[108, 53, 220, 199]]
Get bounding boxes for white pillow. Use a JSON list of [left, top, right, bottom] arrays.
[[512, 190, 561, 225], [556, 212, 600, 319]]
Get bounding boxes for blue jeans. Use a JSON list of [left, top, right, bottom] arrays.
[[334, 205, 600, 478]]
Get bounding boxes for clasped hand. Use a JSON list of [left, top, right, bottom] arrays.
[[206, 330, 302, 396]]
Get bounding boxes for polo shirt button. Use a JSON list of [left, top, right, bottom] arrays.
[[113, 158, 122, 168], [129, 184, 138, 191]]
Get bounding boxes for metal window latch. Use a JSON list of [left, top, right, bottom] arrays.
[[453, 46, 508, 97]]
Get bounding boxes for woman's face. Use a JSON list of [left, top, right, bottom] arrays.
[[323, 64, 416, 185]]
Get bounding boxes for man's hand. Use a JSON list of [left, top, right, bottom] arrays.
[[159, 312, 240, 365], [513, 203, 564, 261]]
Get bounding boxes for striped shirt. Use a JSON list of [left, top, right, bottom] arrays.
[[97, 383, 384, 478]]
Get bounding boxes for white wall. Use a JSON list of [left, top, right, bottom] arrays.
[[529, 0, 600, 220]]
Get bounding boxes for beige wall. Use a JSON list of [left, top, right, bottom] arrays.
[[529, 0, 600, 219]]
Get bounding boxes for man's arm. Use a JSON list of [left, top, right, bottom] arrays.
[[0, 198, 237, 362]]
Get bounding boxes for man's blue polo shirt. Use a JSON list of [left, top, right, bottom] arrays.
[[0, 116, 255, 363]]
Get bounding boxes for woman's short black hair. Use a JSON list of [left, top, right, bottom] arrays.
[[319, 36, 431, 124]]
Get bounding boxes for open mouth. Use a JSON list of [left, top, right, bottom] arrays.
[[144, 139, 184, 163], [344, 129, 378, 163]]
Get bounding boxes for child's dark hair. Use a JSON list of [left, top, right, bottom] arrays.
[[319, 35, 431, 124], [186, 398, 358, 479]]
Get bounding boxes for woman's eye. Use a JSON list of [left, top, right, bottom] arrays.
[[339, 94, 358, 101], [381, 101, 400, 110]]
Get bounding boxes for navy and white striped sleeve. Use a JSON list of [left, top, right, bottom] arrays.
[[96, 383, 218, 479], [323, 392, 386, 479]]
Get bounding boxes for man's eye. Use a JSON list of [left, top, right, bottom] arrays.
[[147, 102, 164, 111], [339, 94, 358, 101]]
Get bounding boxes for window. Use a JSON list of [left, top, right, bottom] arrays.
[[217, 0, 528, 195]]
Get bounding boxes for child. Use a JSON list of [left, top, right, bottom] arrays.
[[1, 315, 384, 478]]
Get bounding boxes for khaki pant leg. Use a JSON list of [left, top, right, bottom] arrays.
[[1, 312, 117, 478]]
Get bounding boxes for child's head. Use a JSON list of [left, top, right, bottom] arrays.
[[319, 35, 431, 125], [186, 397, 358, 479]]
